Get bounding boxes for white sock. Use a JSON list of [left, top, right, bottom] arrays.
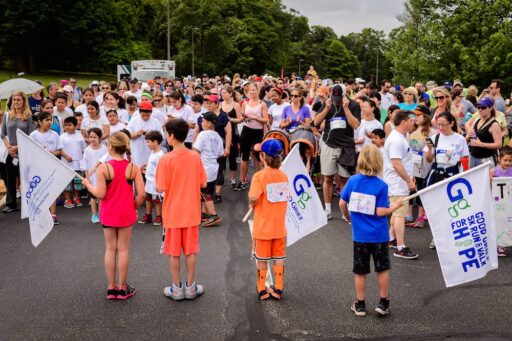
[[390, 237, 395, 242], [325, 203, 332, 211], [397, 245, 406, 251]]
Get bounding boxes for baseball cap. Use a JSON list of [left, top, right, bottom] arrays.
[[413, 105, 430, 116], [129, 77, 138, 84], [141, 92, 153, 100], [202, 111, 218, 123], [477, 97, 494, 108], [331, 84, 345, 101], [91, 80, 99, 86], [255, 138, 283, 158], [316, 86, 329, 96], [63, 85, 74, 93], [139, 101, 153, 111], [453, 80, 463, 88], [205, 95, 220, 103]]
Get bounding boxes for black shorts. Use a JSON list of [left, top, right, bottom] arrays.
[[353, 241, 391, 274], [201, 181, 216, 201], [240, 127, 263, 161], [145, 192, 163, 203]]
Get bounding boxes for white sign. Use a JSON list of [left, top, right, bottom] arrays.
[[281, 145, 328, 246], [491, 177, 512, 247], [419, 163, 498, 287], [17, 130, 76, 247]]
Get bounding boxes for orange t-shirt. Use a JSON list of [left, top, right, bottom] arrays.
[[248, 167, 288, 240], [156, 148, 207, 228]]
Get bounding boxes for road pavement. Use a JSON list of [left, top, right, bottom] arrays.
[[1, 187, 512, 340]]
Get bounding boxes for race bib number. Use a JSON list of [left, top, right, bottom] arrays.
[[348, 192, 376, 215], [330, 117, 346, 130], [436, 149, 452, 165], [266, 182, 290, 203], [412, 151, 423, 178]]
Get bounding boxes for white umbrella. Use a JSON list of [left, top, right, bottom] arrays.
[[0, 78, 43, 99]]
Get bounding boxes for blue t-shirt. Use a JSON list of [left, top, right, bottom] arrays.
[[281, 105, 311, 130], [397, 102, 417, 111], [341, 174, 390, 243]]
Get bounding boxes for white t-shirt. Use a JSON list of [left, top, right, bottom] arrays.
[[109, 122, 126, 135], [168, 105, 196, 143], [193, 130, 224, 182], [383, 129, 414, 195], [126, 116, 164, 166], [60, 132, 86, 170], [81, 117, 109, 134], [29, 130, 62, 152], [358, 118, 383, 148], [380, 92, 396, 110], [53, 107, 73, 122], [125, 90, 142, 101], [145, 150, 165, 195], [431, 133, 469, 169], [101, 107, 129, 124], [268, 102, 290, 129], [95, 93, 105, 106], [81, 144, 108, 186], [75, 103, 89, 120], [151, 107, 167, 126]]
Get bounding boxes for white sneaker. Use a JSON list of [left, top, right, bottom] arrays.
[[164, 282, 184, 301], [325, 209, 332, 220], [184, 282, 204, 299], [429, 238, 436, 249]]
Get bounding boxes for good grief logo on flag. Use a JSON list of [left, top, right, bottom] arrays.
[[419, 163, 498, 287]]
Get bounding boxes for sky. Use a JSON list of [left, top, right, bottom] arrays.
[[281, 0, 406, 36]]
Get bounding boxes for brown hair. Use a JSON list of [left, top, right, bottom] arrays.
[[263, 154, 282, 169], [109, 131, 131, 155], [357, 144, 383, 176]]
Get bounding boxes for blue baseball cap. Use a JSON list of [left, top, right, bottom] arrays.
[[255, 138, 283, 157], [477, 97, 494, 109]]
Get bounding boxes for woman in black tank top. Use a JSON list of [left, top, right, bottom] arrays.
[[221, 87, 243, 187], [466, 101, 502, 167]]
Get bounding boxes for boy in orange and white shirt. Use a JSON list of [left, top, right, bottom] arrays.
[[249, 139, 288, 300], [156, 118, 207, 301]]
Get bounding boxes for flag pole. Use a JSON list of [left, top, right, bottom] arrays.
[[402, 161, 492, 202], [242, 207, 253, 222]]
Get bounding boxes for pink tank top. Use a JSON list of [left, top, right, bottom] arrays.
[[245, 101, 263, 130], [100, 159, 137, 227]]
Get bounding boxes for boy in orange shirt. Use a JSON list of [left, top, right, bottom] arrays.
[[249, 139, 289, 300], [156, 118, 207, 301]]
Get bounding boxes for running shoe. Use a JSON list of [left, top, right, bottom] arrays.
[[394, 247, 419, 260], [375, 298, 390, 316], [325, 209, 332, 220], [91, 214, 100, 224], [164, 282, 184, 301], [269, 285, 283, 300], [153, 216, 162, 226], [497, 247, 507, 257], [63, 199, 74, 209], [230, 179, 237, 189], [405, 216, 415, 227], [429, 239, 436, 249], [52, 215, 60, 225], [117, 284, 137, 300], [2, 206, 17, 213], [201, 212, 210, 223], [214, 194, 222, 203], [107, 287, 119, 300], [202, 215, 222, 227], [258, 288, 270, 301], [16, 190, 21, 199], [184, 282, 204, 300], [351, 299, 366, 317], [388, 239, 397, 249], [413, 216, 427, 228], [73, 198, 83, 207], [138, 214, 152, 224]]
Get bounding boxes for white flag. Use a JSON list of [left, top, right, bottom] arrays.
[[17, 129, 76, 247], [491, 177, 512, 247], [419, 162, 498, 287], [281, 145, 328, 246]]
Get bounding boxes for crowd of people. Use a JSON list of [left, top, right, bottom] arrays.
[[1, 69, 511, 315]]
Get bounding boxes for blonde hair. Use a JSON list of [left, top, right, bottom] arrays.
[[8, 91, 32, 120], [434, 87, 452, 109], [357, 144, 383, 176], [109, 131, 131, 155]]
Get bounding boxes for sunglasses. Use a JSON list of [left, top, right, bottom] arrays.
[[101, 87, 109, 90], [291, 94, 300, 98], [153, 99, 162, 102], [404, 92, 413, 96], [434, 96, 446, 100], [70, 81, 76, 84], [476, 105, 490, 110]]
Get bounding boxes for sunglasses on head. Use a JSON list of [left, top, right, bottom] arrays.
[[434, 96, 446, 100]]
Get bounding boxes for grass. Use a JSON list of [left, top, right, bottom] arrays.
[[0, 69, 116, 90]]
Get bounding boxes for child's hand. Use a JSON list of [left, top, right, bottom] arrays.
[[64, 155, 72, 162], [394, 199, 404, 209]]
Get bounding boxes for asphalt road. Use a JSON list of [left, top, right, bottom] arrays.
[[1, 187, 512, 341]]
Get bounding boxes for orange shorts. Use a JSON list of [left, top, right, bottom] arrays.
[[252, 237, 286, 261], [163, 226, 200, 257]]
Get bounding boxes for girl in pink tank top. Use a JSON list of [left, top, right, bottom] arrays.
[[83, 132, 145, 301]]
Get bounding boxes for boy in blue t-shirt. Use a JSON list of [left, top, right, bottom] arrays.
[[340, 144, 403, 317]]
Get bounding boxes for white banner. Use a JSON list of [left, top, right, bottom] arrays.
[[420, 162, 498, 287], [17, 130, 76, 247], [491, 177, 512, 247], [281, 145, 328, 246]]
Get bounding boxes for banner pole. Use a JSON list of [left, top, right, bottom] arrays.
[[242, 208, 253, 222], [402, 161, 493, 202]]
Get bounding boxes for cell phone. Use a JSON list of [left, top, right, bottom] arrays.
[[425, 138, 433, 145]]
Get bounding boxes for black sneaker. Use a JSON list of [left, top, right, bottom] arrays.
[[388, 239, 397, 249], [202, 215, 222, 227], [214, 194, 222, 203], [351, 299, 366, 317], [52, 215, 60, 225], [117, 284, 137, 300], [2, 206, 17, 213], [375, 298, 390, 316], [394, 246, 419, 260], [230, 179, 237, 189]]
